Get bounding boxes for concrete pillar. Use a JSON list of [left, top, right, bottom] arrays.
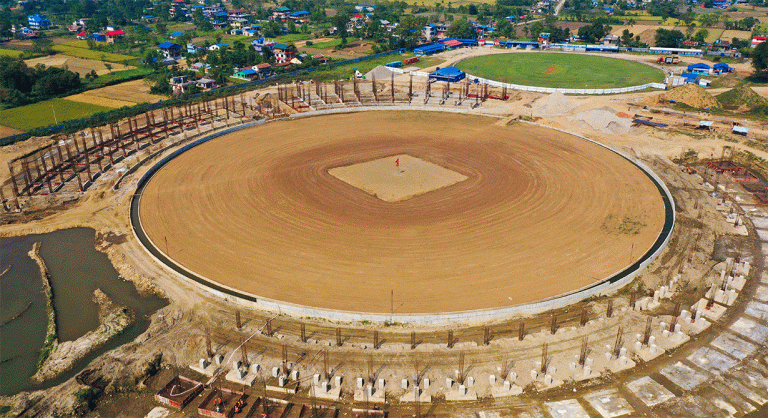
[[215, 355, 224, 365], [648, 335, 656, 346], [659, 321, 667, 331], [653, 290, 660, 302], [662, 329, 670, 338], [423, 378, 430, 389], [530, 370, 538, 380], [199, 359, 209, 369], [278, 376, 287, 387], [489, 374, 496, 384], [503, 380, 511, 391], [290, 370, 299, 380], [467, 376, 474, 387], [509, 372, 517, 382], [334, 376, 342, 387], [458, 385, 467, 395], [544, 374, 553, 385], [445, 378, 453, 388], [232, 360, 241, 370], [674, 323, 682, 333], [584, 366, 592, 376], [585, 358, 593, 367], [251, 364, 260, 374], [313, 374, 321, 384], [401, 379, 409, 390], [634, 341, 642, 352], [357, 377, 364, 388], [378, 378, 385, 389], [272, 367, 280, 377]]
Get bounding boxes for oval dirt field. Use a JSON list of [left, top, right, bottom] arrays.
[[138, 111, 667, 314]]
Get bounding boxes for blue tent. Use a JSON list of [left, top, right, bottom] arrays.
[[429, 67, 466, 82], [687, 63, 711, 71], [713, 62, 732, 73]]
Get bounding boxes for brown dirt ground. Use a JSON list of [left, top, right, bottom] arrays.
[[0, 124, 24, 137], [24, 55, 134, 77], [74, 79, 166, 104], [65, 93, 136, 108], [138, 111, 666, 314]]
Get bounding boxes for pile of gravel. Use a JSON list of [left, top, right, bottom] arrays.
[[532, 91, 577, 117], [569, 108, 633, 134]]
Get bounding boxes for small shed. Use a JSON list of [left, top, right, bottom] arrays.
[[687, 63, 711, 74], [733, 125, 749, 135], [697, 121, 714, 130]]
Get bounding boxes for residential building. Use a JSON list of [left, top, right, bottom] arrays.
[[27, 14, 50, 30]]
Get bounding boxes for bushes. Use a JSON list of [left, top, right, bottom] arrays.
[[74, 387, 100, 414]]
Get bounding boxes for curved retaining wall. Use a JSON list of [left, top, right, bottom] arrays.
[[130, 107, 675, 325], [387, 67, 667, 95]]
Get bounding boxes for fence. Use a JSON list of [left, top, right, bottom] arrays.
[[387, 66, 667, 95], [0, 50, 400, 146]]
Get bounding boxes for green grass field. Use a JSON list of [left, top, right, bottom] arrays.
[[0, 98, 112, 131], [0, 48, 23, 58], [454, 53, 664, 89], [308, 38, 342, 49], [52, 45, 138, 63]]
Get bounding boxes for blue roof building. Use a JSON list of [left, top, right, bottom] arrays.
[[158, 42, 183, 58], [28, 14, 50, 30], [429, 67, 466, 82], [414, 43, 446, 55], [169, 31, 184, 38], [713, 62, 733, 73], [290, 11, 310, 17]]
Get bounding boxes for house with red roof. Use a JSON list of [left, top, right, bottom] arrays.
[[105, 29, 125, 43]]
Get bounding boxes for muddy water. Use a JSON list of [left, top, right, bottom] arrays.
[[0, 228, 167, 396]]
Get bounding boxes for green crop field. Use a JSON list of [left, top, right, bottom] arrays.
[[454, 53, 664, 89], [0, 98, 112, 131], [52, 45, 138, 63], [0, 48, 23, 58]]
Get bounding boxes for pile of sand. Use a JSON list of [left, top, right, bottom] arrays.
[[365, 65, 397, 81], [648, 84, 720, 109], [716, 85, 768, 111], [569, 108, 633, 134], [532, 91, 577, 117]]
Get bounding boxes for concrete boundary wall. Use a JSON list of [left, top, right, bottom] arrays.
[[130, 107, 675, 325], [387, 67, 667, 95]]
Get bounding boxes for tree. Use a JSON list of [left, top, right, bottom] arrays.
[[654, 28, 684, 48], [620, 28, 634, 45], [692, 28, 708, 44], [32, 38, 54, 54], [155, 21, 167, 35], [446, 18, 475, 39], [332, 12, 350, 43], [753, 41, 768, 75]]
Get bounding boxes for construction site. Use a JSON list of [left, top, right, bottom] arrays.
[[3, 64, 768, 418]]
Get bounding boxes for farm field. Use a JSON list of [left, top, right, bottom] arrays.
[[68, 79, 166, 106], [52, 45, 138, 63], [0, 98, 112, 131], [0, 48, 23, 58], [24, 55, 134, 77], [454, 53, 664, 89]]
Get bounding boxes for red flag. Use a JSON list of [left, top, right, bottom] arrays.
[[396, 158, 399, 167]]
